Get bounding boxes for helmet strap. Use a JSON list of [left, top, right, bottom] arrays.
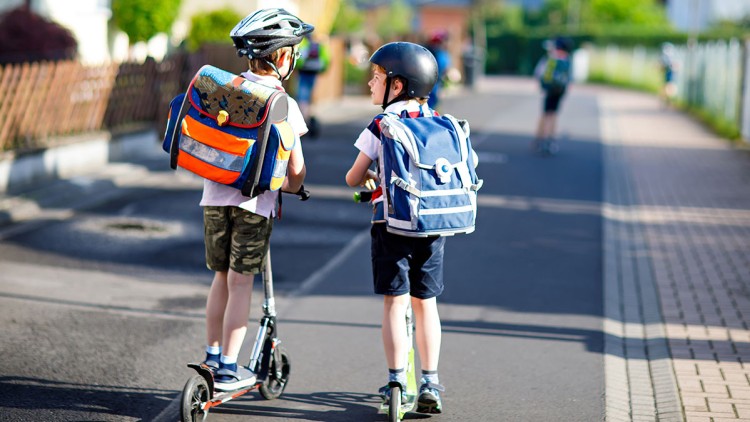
[[382, 77, 408, 109], [381, 77, 392, 110], [262, 58, 284, 80], [266, 46, 298, 81]]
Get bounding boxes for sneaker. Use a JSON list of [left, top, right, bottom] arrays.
[[202, 353, 220, 371], [378, 383, 407, 406], [214, 363, 256, 391], [416, 382, 444, 414]]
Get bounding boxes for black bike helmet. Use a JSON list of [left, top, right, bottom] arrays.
[[554, 36, 574, 53], [369, 42, 438, 108], [231, 8, 314, 58]]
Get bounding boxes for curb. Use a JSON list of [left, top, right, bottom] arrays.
[[0, 129, 159, 196]]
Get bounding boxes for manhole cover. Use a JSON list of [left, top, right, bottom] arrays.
[[106, 221, 165, 233], [76, 217, 183, 239]]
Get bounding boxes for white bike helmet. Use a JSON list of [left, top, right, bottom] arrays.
[[230, 8, 314, 59]]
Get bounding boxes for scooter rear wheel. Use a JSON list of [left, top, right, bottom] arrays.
[[180, 374, 209, 422]]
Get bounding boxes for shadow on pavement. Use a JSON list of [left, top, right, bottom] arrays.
[[0, 376, 178, 421], [209, 391, 392, 421]]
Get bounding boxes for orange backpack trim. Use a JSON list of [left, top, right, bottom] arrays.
[[177, 151, 240, 185], [181, 115, 255, 155]]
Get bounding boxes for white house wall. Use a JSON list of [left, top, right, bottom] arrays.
[[42, 0, 112, 63]]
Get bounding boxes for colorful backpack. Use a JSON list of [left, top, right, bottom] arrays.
[[540, 57, 571, 93], [162, 65, 295, 198], [378, 106, 482, 237]]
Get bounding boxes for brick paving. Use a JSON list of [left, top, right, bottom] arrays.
[[601, 88, 750, 421]]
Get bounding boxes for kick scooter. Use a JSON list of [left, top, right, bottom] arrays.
[[354, 188, 418, 421], [180, 187, 309, 422]]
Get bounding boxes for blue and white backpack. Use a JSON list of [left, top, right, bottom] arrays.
[[378, 106, 482, 237]]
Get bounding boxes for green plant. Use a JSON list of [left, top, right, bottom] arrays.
[[185, 8, 244, 51], [331, 0, 365, 36], [112, 0, 181, 43], [375, 0, 412, 40]]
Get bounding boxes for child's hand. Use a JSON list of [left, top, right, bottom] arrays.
[[362, 170, 379, 189]]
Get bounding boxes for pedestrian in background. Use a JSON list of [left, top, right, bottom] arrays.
[[660, 42, 678, 107], [296, 34, 330, 138], [533, 36, 573, 154], [425, 30, 451, 110]]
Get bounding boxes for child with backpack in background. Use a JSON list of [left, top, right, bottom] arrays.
[[659, 42, 678, 107], [425, 30, 451, 110], [345, 41, 482, 414], [533, 36, 573, 154], [295, 34, 330, 138], [199, 8, 311, 391]]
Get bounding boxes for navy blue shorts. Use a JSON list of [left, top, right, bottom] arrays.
[[544, 89, 565, 112], [370, 224, 445, 299]]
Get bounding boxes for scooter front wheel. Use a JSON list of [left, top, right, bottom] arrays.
[[388, 384, 402, 422], [180, 374, 210, 422], [259, 347, 290, 400]]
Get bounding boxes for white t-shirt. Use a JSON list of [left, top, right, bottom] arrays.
[[199, 71, 308, 218]]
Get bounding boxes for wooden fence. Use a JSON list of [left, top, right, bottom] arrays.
[[0, 44, 253, 153], [0, 56, 183, 152]]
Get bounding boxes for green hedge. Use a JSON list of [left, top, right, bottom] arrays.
[[484, 24, 745, 75]]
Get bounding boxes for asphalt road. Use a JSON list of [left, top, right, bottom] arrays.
[[0, 77, 604, 421]]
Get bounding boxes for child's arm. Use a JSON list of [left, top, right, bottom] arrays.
[[345, 152, 378, 187]]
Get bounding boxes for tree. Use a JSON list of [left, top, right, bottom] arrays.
[[529, 0, 670, 30], [375, 0, 412, 40], [331, 0, 365, 35], [584, 0, 670, 27], [111, 0, 181, 44], [0, 6, 77, 63], [186, 8, 243, 51]]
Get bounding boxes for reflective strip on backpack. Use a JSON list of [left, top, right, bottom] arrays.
[[387, 217, 414, 230], [180, 135, 246, 172], [393, 177, 470, 198], [181, 115, 255, 155], [177, 144, 240, 184], [419, 205, 475, 215]]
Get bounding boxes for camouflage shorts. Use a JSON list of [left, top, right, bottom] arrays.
[[203, 206, 273, 275]]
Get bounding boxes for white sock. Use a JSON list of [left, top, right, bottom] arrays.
[[220, 354, 237, 365], [206, 345, 221, 355]]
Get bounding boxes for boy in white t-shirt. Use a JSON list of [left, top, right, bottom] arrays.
[[200, 8, 312, 391]]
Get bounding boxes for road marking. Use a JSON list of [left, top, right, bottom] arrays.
[[476, 151, 508, 164], [285, 228, 370, 299]]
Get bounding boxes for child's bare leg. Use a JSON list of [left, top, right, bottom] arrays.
[[545, 112, 558, 139], [206, 271, 228, 347], [221, 269, 255, 358], [411, 296, 441, 371], [382, 294, 410, 370], [535, 115, 546, 140]]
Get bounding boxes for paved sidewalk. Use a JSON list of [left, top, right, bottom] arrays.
[[599, 87, 750, 421]]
